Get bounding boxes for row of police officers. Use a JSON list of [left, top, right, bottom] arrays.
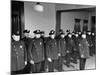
[[11, 29, 96, 74]]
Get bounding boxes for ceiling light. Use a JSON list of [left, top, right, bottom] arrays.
[[34, 2, 44, 12]]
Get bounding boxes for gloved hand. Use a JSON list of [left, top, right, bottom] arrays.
[[48, 58, 52, 62], [30, 60, 34, 64], [81, 54, 84, 58], [25, 61, 27, 65]]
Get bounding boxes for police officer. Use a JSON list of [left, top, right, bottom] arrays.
[[91, 32, 96, 55], [57, 29, 66, 71], [22, 30, 32, 73], [71, 32, 80, 64], [64, 32, 75, 67], [86, 31, 93, 56], [46, 30, 58, 72], [11, 32, 27, 74], [28, 30, 45, 73], [78, 32, 90, 70], [40, 31, 47, 72]]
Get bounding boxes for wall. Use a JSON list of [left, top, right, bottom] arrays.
[[24, 2, 56, 37], [56, 4, 95, 10], [24, 1, 95, 37], [61, 11, 89, 34]]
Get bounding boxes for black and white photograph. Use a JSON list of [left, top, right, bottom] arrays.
[[11, 0, 96, 75]]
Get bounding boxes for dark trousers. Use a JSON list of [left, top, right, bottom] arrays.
[[40, 60, 45, 72], [45, 59, 57, 72], [23, 61, 31, 73], [89, 47, 93, 56], [31, 62, 41, 73], [80, 58, 86, 70], [47, 60, 54, 72], [57, 56, 64, 71], [71, 51, 79, 64], [65, 53, 71, 67]]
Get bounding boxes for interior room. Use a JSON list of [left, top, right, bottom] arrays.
[[11, 0, 96, 74]]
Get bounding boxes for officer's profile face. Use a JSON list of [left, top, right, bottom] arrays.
[[12, 35, 20, 41], [61, 34, 65, 38], [68, 34, 72, 38], [72, 33, 74, 35], [36, 34, 41, 38], [75, 34, 78, 37], [88, 32, 91, 35], [50, 34, 55, 39], [82, 34, 86, 39], [92, 33, 95, 36]]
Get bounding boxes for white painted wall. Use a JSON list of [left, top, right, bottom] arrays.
[[24, 2, 56, 37]]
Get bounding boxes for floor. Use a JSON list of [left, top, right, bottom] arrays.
[[54, 55, 96, 72]]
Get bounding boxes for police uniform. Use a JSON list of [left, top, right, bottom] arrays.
[[65, 33, 75, 67], [71, 33, 80, 64], [28, 30, 45, 73], [45, 30, 58, 72], [22, 30, 32, 73], [78, 34, 90, 70], [86, 31, 93, 56], [91, 32, 96, 55], [57, 30, 66, 71], [11, 34, 27, 74], [40, 31, 47, 72]]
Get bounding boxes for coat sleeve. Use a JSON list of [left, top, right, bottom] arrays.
[[46, 41, 51, 58], [58, 40, 61, 54], [28, 41, 33, 61], [41, 39, 45, 58], [23, 42, 27, 62]]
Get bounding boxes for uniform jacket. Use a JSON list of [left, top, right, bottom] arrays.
[[72, 36, 80, 52], [28, 38, 44, 63], [11, 40, 27, 71], [22, 37, 32, 61], [40, 36, 48, 59], [65, 36, 75, 53], [22, 37, 31, 50], [79, 38, 90, 58], [58, 37, 66, 56], [46, 37, 58, 60], [86, 35, 93, 47], [91, 35, 96, 48]]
